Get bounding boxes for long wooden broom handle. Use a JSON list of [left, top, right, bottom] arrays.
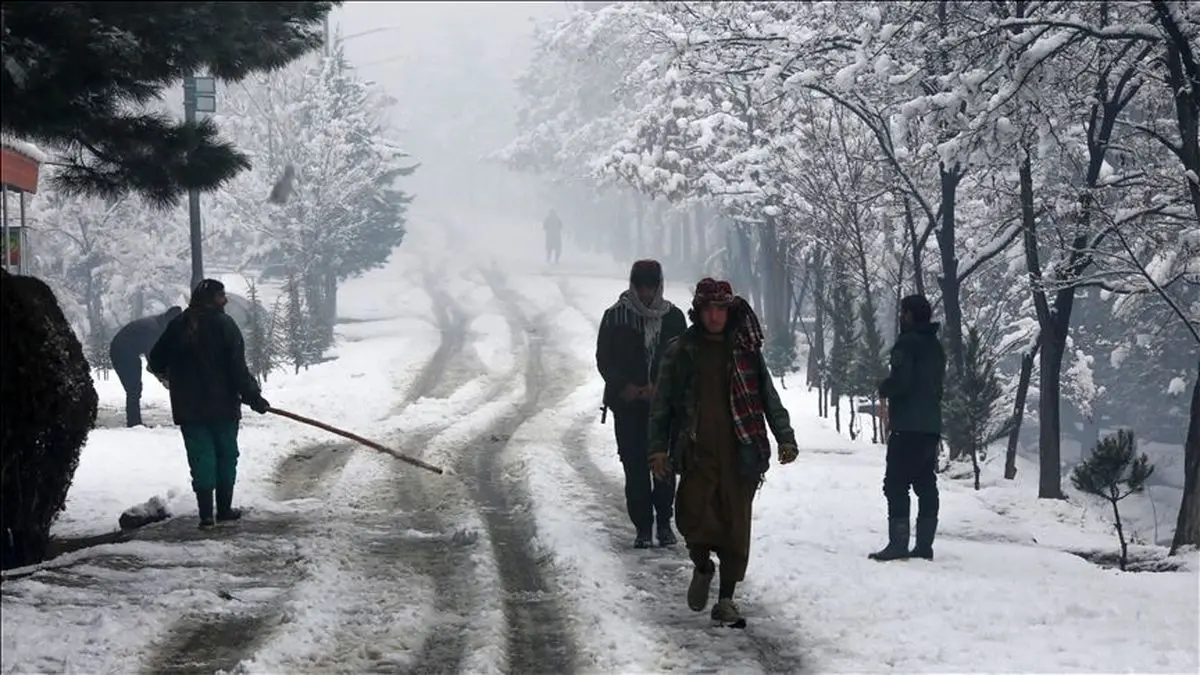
[[266, 407, 445, 475]]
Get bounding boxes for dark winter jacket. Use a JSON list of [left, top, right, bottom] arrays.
[[146, 306, 263, 425], [879, 321, 946, 435], [109, 308, 180, 363], [648, 326, 795, 476], [596, 304, 686, 414]]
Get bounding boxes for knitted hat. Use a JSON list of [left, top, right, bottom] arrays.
[[692, 278, 734, 309], [629, 259, 663, 288]]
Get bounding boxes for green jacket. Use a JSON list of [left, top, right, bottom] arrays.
[[879, 321, 946, 435], [648, 327, 795, 477]]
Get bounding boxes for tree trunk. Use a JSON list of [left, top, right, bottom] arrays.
[[1170, 363, 1200, 554], [633, 196, 645, 257], [692, 203, 707, 273], [1112, 494, 1128, 571], [1005, 344, 1039, 479], [1037, 326, 1068, 499]]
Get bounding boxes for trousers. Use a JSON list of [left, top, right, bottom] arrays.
[[883, 431, 940, 520]]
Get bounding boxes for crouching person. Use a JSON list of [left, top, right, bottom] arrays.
[[148, 279, 271, 529], [647, 278, 798, 627], [870, 294, 946, 561]]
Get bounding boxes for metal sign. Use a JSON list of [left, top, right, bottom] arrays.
[[186, 75, 217, 114]]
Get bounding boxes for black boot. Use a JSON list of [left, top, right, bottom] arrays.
[[634, 529, 653, 549], [656, 519, 677, 547], [868, 518, 910, 561], [216, 485, 242, 523], [196, 490, 215, 529], [910, 517, 937, 560]]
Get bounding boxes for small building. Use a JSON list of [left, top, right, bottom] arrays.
[[1, 136, 46, 276]]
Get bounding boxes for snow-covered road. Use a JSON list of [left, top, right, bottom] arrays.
[[2, 215, 1197, 674]]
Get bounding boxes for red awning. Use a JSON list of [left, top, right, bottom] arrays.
[[1, 146, 41, 194]]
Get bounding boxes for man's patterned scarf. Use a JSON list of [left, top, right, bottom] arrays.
[[692, 279, 770, 457]]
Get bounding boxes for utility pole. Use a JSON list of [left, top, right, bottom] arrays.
[[182, 75, 217, 289]]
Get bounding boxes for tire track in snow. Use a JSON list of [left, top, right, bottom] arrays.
[[271, 275, 493, 674], [554, 276, 806, 673], [450, 266, 577, 673]]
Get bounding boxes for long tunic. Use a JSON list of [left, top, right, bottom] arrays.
[[674, 333, 757, 580]]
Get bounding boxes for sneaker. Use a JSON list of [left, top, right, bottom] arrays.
[[710, 598, 746, 628]]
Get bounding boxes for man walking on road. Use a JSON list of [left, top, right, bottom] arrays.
[[870, 294, 946, 562], [148, 279, 271, 530], [543, 209, 564, 264], [648, 279, 798, 627], [110, 306, 183, 427], [597, 259, 687, 549]]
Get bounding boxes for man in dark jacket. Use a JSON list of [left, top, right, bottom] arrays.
[[110, 306, 183, 427], [597, 259, 687, 548], [148, 279, 271, 529], [870, 294, 947, 561]]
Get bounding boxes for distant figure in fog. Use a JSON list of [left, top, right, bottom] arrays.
[[543, 209, 563, 264], [110, 306, 183, 427], [870, 294, 946, 562]]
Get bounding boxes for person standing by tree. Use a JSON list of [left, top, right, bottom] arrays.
[[148, 279, 271, 529], [870, 294, 946, 561], [109, 306, 182, 427], [543, 209, 564, 264], [648, 279, 798, 627], [597, 260, 688, 548]]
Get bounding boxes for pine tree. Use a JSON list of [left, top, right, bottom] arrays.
[[943, 326, 1005, 490], [1071, 430, 1155, 571], [284, 272, 309, 374], [851, 297, 888, 442], [1, 2, 338, 207], [826, 262, 857, 435], [244, 279, 274, 383]]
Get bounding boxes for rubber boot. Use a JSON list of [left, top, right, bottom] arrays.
[[910, 517, 938, 560], [216, 485, 242, 523], [687, 563, 715, 612], [196, 490, 215, 529], [868, 518, 910, 561]]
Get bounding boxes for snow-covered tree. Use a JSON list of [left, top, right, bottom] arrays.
[[212, 43, 416, 352]]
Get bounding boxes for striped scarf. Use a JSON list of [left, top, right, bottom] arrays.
[[611, 285, 674, 378], [729, 298, 770, 457]]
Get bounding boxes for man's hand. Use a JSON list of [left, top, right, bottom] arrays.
[[249, 396, 271, 415], [778, 443, 799, 465], [648, 452, 671, 479], [620, 383, 641, 402]]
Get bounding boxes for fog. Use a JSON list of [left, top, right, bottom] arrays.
[[330, 1, 564, 236]]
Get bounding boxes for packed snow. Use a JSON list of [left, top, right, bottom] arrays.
[[2, 216, 1197, 673]]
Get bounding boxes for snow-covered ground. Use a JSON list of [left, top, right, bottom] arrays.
[[2, 215, 1197, 673]]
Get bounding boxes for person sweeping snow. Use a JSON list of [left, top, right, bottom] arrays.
[[148, 279, 271, 529], [647, 278, 798, 627]]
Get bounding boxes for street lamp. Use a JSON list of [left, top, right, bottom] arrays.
[[183, 74, 217, 289]]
